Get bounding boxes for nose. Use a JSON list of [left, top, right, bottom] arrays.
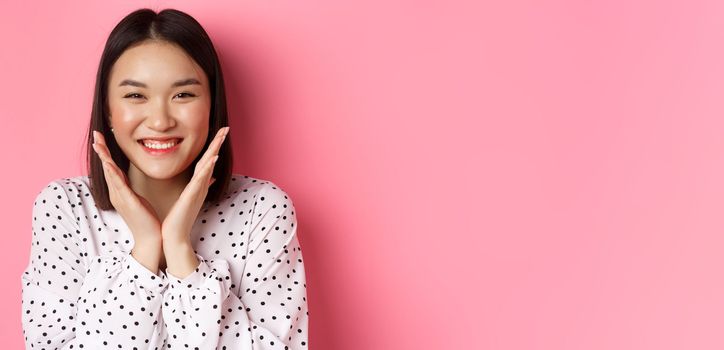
[[144, 100, 177, 131]]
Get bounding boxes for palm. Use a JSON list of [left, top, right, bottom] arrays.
[[162, 166, 209, 242], [109, 185, 162, 241], [137, 195, 161, 223], [161, 127, 227, 241]]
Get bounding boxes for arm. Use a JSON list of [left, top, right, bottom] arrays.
[[161, 184, 309, 349], [20, 180, 169, 349]]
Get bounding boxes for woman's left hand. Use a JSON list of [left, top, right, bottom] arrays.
[[161, 126, 229, 245]]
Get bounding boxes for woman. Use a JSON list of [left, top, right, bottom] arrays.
[[20, 8, 309, 349]]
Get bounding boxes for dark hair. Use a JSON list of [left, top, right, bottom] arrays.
[[86, 8, 233, 211]]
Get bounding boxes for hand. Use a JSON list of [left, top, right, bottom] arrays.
[[161, 126, 229, 244], [92, 131, 163, 247]]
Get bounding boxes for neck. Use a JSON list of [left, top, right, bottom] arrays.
[[127, 164, 193, 221]]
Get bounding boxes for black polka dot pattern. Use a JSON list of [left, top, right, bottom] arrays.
[[21, 174, 309, 349]]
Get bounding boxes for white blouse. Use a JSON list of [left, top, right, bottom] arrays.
[[21, 174, 309, 349]]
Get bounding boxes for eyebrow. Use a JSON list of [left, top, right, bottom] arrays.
[[118, 78, 202, 88]]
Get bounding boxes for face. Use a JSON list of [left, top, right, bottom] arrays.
[[107, 40, 211, 181]]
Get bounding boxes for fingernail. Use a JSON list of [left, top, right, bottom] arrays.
[[224, 126, 230, 136], [212, 155, 219, 163], [93, 131, 97, 144]]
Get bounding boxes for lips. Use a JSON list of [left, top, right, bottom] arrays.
[[137, 137, 183, 144], [138, 138, 183, 156]]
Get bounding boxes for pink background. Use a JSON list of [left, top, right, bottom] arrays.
[[2, 0, 724, 349]]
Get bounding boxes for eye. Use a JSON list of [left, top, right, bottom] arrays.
[[124, 93, 144, 99], [175, 92, 196, 99]]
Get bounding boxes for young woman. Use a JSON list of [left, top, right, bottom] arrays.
[[20, 8, 308, 349]]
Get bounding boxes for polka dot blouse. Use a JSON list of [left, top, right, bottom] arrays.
[[21, 174, 309, 349]]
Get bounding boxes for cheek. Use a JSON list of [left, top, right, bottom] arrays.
[[108, 100, 140, 126], [176, 102, 211, 150], [176, 101, 211, 128]]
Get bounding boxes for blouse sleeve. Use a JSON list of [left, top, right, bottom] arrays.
[[20, 180, 169, 349], [161, 183, 309, 349]]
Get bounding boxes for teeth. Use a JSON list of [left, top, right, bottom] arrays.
[[142, 140, 178, 149]]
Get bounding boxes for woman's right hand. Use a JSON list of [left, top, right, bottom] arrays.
[[92, 131, 163, 262]]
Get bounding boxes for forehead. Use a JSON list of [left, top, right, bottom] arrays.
[[109, 40, 207, 87]]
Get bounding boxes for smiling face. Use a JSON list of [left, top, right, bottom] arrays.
[[107, 39, 211, 181]]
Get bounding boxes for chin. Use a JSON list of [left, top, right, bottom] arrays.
[[136, 164, 186, 180]]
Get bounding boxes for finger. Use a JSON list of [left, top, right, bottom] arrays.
[[92, 142, 112, 164], [93, 130, 109, 146], [102, 160, 141, 208], [93, 136, 113, 183], [93, 132, 132, 202], [101, 160, 121, 190], [92, 137, 126, 191], [198, 127, 228, 169], [92, 132, 116, 165], [100, 160, 120, 199], [93, 131, 118, 166], [202, 127, 227, 166], [179, 155, 218, 205], [92, 132, 127, 182], [103, 160, 132, 195], [191, 154, 219, 191], [200, 154, 220, 184], [93, 144, 128, 184], [206, 155, 220, 186]]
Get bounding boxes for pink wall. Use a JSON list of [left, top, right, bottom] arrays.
[[3, 0, 724, 349]]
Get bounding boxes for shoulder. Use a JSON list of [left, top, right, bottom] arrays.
[[33, 175, 94, 211], [226, 173, 296, 213], [228, 174, 298, 244], [31, 176, 91, 238]]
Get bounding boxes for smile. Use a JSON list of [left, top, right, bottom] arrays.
[[138, 139, 183, 156]]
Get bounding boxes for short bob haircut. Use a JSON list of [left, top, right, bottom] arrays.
[[86, 8, 233, 211]]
